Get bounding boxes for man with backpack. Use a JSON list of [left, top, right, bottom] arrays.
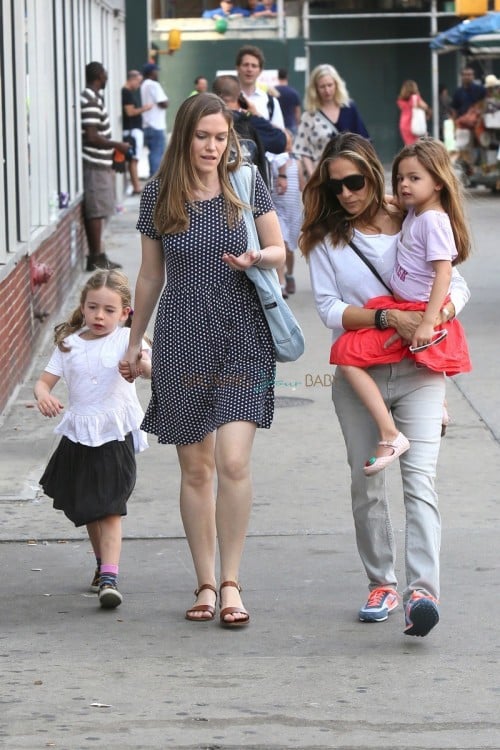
[[235, 45, 285, 129], [213, 75, 286, 188]]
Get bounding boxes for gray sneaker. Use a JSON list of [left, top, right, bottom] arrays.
[[98, 584, 123, 609], [359, 586, 399, 622]]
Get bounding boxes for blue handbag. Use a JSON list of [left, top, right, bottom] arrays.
[[229, 165, 305, 363]]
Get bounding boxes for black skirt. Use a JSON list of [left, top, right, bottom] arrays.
[[40, 433, 136, 527]]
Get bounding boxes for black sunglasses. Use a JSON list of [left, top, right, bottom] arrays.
[[325, 174, 366, 195]]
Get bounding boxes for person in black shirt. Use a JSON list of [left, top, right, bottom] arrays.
[[212, 75, 286, 187], [450, 67, 485, 118], [275, 68, 302, 135]]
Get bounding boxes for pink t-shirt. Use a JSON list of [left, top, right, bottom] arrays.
[[390, 208, 457, 302]]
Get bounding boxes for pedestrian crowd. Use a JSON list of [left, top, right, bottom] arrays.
[[35, 45, 476, 641]]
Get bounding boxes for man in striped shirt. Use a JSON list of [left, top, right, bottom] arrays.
[[81, 62, 130, 271]]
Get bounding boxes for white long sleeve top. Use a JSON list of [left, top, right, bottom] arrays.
[[308, 228, 470, 345]]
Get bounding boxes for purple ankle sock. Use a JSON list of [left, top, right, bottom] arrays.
[[99, 564, 119, 587], [100, 564, 119, 575]]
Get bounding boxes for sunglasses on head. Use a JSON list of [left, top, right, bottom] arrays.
[[325, 174, 366, 195]]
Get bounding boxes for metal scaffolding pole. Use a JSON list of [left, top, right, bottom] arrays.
[[302, 1, 451, 139]]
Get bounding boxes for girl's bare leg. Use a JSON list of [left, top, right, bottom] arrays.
[[340, 365, 400, 458], [86, 521, 101, 560], [98, 515, 122, 566]]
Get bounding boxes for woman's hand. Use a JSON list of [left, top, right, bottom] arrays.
[[383, 309, 423, 348], [222, 250, 261, 271], [119, 345, 144, 382]]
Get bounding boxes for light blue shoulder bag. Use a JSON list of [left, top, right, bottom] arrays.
[[229, 164, 305, 363]]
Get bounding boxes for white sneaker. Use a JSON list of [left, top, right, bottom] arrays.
[[98, 584, 123, 609]]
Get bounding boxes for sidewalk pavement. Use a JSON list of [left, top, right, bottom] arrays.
[[1, 188, 499, 749]]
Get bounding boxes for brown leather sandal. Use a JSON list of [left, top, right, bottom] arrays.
[[219, 580, 250, 628], [185, 583, 217, 622]]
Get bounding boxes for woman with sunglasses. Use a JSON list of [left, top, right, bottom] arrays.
[[299, 133, 470, 638], [293, 64, 369, 182]]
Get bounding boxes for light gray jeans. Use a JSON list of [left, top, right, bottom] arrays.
[[332, 358, 445, 605]]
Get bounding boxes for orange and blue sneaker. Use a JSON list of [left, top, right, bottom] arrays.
[[358, 586, 400, 622], [89, 567, 100, 593], [404, 591, 439, 637]]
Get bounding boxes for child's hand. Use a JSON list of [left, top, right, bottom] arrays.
[[385, 193, 399, 207], [119, 348, 152, 381], [118, 358, 137, 382], [411, 321, 435, 351], [36, 394, 64, 418], [138, 351, 152, 380]]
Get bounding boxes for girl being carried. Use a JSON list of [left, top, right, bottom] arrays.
[[331, 137, 471, 474]]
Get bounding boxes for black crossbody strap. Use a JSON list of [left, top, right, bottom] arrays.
[[318, 109, 339, 137], [348, 240, 392, 294]]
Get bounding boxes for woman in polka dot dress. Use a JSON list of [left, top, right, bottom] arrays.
[[120, 93, 285, 627]]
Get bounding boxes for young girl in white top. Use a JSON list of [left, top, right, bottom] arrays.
[[330, 137, 471, 475], [34, 270, 151, 609]]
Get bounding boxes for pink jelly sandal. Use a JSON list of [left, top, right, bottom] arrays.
[[364, 432, 410, 476], [441, 404, 451, 437]]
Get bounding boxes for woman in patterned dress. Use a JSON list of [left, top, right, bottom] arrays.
[[121, 93, 285, 627], [293, 64, 370, 181]]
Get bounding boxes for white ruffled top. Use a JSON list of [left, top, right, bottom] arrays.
[[44, 327, 149, 453]]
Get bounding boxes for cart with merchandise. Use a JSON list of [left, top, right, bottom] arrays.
[[431, 12, 500, 191]]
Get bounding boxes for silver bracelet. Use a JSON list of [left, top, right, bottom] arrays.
[[254, 249, 263, 266]]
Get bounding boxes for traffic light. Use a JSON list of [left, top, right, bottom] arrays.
[[455, 0, 487, 15], [454, 0, 500, 14]]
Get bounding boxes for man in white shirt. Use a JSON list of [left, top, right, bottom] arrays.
[[235, 45, 285, 129], [140, 63, 169, 177]]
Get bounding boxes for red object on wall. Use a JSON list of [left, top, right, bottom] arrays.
[[30, 258, 54, 292]]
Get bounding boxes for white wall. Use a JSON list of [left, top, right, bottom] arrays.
[[0, 0, 126, 266]]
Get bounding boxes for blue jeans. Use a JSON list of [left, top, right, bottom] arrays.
[[332, 359, 445, 604], [143, 126, 166, 177]]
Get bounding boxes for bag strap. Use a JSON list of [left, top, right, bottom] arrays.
[[267, 92, 275, 120], [348, 239, 392, 294], [318, 109, 339, 136], [230, 163, 257, 209]]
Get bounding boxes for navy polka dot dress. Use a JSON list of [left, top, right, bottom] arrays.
[[136, 169, 276, 445]]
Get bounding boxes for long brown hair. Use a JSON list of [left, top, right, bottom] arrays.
[[54, 270, 132, 351], [300, 133, 394, 257], [152, 93, 245, 234], [398, 80, 419, 101], [391, 137, 471, 264]]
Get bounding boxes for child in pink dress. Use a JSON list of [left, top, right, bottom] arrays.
[[397, 80, 431, 145]]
